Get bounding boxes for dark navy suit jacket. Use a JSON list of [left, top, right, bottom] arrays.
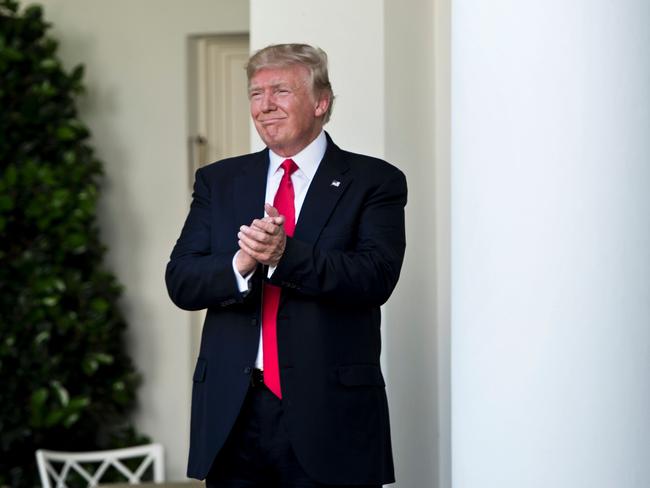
[[165, 134, 407, 485]]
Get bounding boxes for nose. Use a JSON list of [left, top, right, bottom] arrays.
[[260, 91, 276, 112]]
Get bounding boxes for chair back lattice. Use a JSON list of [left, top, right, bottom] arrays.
[[35, 443, 164, 488]]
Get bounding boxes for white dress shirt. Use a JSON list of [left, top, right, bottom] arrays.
[[231, 130, 327, 368]]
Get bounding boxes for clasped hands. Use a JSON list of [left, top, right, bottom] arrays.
[[235, 203, 286, 276]]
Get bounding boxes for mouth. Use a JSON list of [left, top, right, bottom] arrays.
[[259, 117, 286, 126]]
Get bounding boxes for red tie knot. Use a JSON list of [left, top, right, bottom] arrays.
[[281, 158, 298, 177]]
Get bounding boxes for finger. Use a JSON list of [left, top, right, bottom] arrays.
[[239, 240, 271, 265], [239, 240, 261, 261], [250, 219, 280, 235], [238, 232, 267, 252], [259, 213, 285, 225], [253, 217, 286, 235], [239, 225, 269, 243], [265, 203, 280, 218], [259, 215, 285, 227]]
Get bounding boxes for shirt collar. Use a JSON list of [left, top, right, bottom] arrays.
[[268, 130, 327, 181]]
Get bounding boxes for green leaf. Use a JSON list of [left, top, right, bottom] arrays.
[[63, 412, 80, 428], [64, 233, 87, 253], [4, 165, 17, 185], [42, 296, 58, 307], [91, 298, 109, 314], [40, 58, 58, 71], [35, 331, 50, 345], [44, 409, 65, 428], [51, 189, 70, 209], [31, 388, 49, 409], [24, 4, 43, 20], [70, 64, 85, 84], [63, 150, 76, 165], [83, 352, 114, 375], [68, 396, 91, 410], [82, 357, 99, 375], [0, 195, 13, 212], [1, 47, 23, 62], [30, 388, 49, 425], [56, 125, 76, 141], [95, 353, 114, 365], [38, 80, 56, 97], [113, 386, 129, 404], [51, 380, 70, 407], [54, 279, 66, 292]]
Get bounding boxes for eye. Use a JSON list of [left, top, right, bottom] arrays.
[[249, 91, 262, 100]]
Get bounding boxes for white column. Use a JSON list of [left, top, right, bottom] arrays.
[[452, 1, 650, 487]]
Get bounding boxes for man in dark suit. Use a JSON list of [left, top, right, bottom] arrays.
[[166, 44, 407, 488]]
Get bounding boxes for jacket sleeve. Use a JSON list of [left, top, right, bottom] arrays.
[[268, 169, 407, 306], [165, 167, 246, 311]]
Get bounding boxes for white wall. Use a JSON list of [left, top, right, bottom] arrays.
[[249, 0, 385, 156], [452, 0, 650, 487], [384, 0, 451, 487], [37, 1, 249, 480]]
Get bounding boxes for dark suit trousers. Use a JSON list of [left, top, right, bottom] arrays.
[[205, 381, 382, 488]]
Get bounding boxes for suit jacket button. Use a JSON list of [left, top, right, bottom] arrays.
[[243, 366, 251, 374], [251, 318, 258, 326]]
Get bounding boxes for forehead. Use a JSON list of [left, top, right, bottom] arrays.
[[249, 64, 310, 88]]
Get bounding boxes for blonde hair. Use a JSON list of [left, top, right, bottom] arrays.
[[246, 43, 335, 124]]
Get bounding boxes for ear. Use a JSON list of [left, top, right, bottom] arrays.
[[314, 93, 330, 118]]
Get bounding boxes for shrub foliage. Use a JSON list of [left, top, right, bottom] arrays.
[[0, 1, 146, 485]]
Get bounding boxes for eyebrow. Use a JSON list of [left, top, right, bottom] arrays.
[[249, 81, 290, 92]]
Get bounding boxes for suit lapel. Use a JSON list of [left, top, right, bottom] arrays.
[[232, 136, 351, 245], [294, 136, 352, 243], [233, 149, 269, 230]]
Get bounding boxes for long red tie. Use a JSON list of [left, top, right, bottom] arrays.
[[262, 159, 298, 398]]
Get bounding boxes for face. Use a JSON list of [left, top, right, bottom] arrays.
[[249, 64, 329, 157]]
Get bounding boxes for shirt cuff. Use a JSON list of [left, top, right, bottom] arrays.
[[232, 251, 253, 294]]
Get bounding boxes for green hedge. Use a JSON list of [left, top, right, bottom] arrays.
[[0, 1, 147, 485]]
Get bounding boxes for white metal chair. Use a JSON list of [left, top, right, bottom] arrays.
[[35, 443, 164, 488]]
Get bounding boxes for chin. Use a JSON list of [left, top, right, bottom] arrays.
[[262, 133, 287, 147]]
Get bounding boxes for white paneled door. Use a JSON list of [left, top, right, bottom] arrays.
[[187, 33, 250, 359]]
